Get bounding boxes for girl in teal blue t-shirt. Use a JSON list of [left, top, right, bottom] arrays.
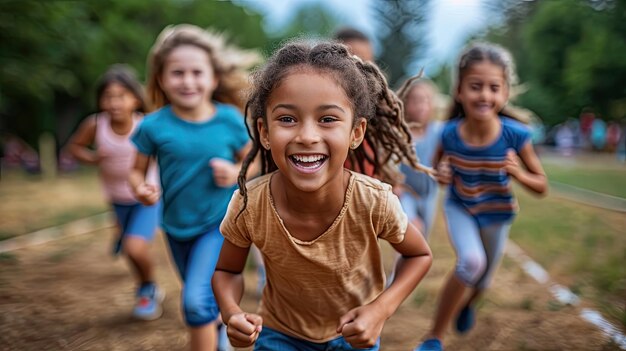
[[129, 24, 258, 350]]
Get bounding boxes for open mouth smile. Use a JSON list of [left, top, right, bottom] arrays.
[[288, 154, 328, 173]]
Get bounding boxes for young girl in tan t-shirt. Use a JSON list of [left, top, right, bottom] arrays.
[[212, 40, 433, 350]]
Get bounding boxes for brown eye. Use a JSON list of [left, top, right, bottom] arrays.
[[278, 116, 295, 123]]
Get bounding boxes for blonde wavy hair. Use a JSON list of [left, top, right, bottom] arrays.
[[146, 24, 261, 112]]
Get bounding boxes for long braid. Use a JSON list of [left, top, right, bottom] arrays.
[[353, 59, 434, 183]]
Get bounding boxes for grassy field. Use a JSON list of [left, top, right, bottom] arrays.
[[513, 187, 626, 327], [514, 153, 625, 327], [0, 167, 108, 240], [542, 162, 626, 198], [1, 162, 624, 330]]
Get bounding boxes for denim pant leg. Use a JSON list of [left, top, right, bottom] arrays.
[[125, 201, 161, 242], [255, 327, 380, 351], [255, 327, 322, 351], [475, 222, 511, 289], [167, 227, 224, 327], [416, 190, 439, 240], [400, 190, 438, 240], [444, 202, 487, 287], [329, 335, 381, 350]]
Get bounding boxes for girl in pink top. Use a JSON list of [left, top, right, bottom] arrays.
[[67, 65, 163, 321]]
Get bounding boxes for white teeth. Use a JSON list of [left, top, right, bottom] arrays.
[[292, 154, 325, 163]]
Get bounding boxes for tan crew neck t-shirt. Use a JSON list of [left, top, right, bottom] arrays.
[[220, 170, 408, 343]]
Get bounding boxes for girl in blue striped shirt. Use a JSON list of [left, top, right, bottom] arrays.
[[416, 42, 548, 351]]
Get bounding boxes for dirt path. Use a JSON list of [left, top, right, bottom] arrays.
[[0, 215, 615, 350]]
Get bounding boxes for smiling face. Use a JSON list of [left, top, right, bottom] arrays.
[[159, 44, 217, 112], [456, 61, 509, 122], [259, 69, 366, 193], [405, 84, 435, 125], [99, 82, 139, 122]]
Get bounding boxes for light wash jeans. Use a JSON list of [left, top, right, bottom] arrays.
[[444, 201, 511, 289]]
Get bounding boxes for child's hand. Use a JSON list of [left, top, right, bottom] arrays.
[[134, 183, 160, 205], [337, 304, 386, 349], [435, 155, 452, 185], [226, 312, 263, 348], [210, 158, 239, 188], [504, 149, 522, 178]]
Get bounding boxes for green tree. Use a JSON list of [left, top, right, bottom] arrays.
[[482, 0, 626, 125], [0, 0, 268, 151], [373, 0, 429, 88], [267, 3, 341, 53]]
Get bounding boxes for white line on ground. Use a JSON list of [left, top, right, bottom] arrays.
[[506, 240, 626, 349], [0, 212, 114, 254], [550, 180, 626, 213], [2, 212, 624, 348], [580, 309, 626, 349]]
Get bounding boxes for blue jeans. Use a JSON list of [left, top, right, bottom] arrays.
[[444, 201, 511, 289], [166, 226, 224, 327], [112, 201, 161, 241], [399, 189, 438, 240], [111, 201, 160, 255], [255, 327, 380, 351]]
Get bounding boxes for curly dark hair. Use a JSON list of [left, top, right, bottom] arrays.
[[237, 40, 432, 213]]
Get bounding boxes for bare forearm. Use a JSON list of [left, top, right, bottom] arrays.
[[373, 254, 432, 317], [69, 145, 98, 165], [213, 270, 246, 323], [513, 171, 548, 195], [129, 168, 146, 191]]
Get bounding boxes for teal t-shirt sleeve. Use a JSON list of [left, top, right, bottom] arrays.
[[229, 108, 251, 152], [131, 119, 155, 156]]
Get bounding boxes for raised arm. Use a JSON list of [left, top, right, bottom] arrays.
[[67, 116, 98, 165], [212, 240, 262, 348], [505, 142, 548, 195], [432, 144, 452, 185]]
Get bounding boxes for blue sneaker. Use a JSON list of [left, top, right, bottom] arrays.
[[455, 304, 475, 334], [133, 283, 165, 321], [415, 338, 443, 351]]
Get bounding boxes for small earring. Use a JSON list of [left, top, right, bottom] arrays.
[[265, 143, 270, 150], [350, 142, 358, 149]]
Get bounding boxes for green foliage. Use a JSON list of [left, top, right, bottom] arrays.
[[0, 0, 268, 148], [483, 0, 626, 125], [276, 3, 340, 40], [430, 63, 452, 96], [374, 0, 429, 88], [542, 162, 626, 197]]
